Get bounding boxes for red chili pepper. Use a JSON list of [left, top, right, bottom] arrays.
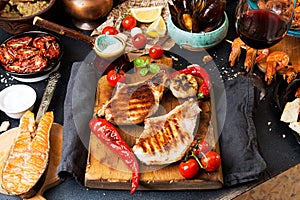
[[198, 82, 210, 99], [89, 118, 140, 194], [169, 64, 211, 99]]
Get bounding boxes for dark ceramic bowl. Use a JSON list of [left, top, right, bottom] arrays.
[[274, 78, 300, 143], [0, 0, 56, 34], [167, 12, 229, 51], [275, 78, 300, 111], [0, 30, 63, 79]]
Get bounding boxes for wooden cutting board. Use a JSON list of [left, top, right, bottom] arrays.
[[85, 74, 223, 191], [0, 123, 63, 199]]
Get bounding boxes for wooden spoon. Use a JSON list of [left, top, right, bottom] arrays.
[[33, 16, 126, 60]]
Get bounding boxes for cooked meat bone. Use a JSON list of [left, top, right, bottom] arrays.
[[98, 71, 168, 125], [132, 99, 201, 165]]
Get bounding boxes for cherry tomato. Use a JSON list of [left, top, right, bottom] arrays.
[[102, 26, 118, 35], [191, 139, 210, 157], [149, 45, 164, 59], [106, 69, 126, 87], [122, 16, 137, 30], [132, 33, 147, 49], [200, 151, 221, 172], [178, 158, 199, 179]]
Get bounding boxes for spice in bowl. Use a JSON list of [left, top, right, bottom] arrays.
[[94, 34, 126, 60]]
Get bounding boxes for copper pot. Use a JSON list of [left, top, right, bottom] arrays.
[[63, 0, 113, 30]]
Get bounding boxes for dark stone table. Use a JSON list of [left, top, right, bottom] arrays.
[[0, 1, 299, 199]]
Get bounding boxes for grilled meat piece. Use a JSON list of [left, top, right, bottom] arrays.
[[98, 71, 168, 125], [169, 73, 198, 99], [132, 99, 201, 165]]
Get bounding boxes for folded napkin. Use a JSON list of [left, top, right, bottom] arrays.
[[57, 59, 99, 183], [219, 75, 266, 186], [57, 51, 266, 186]]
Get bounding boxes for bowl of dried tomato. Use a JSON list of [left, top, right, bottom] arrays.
[[0, 30, 63, 81]]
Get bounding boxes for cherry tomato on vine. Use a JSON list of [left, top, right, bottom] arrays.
[[149, 45, 164, 59], [122, 15, 137, 30], [191, 139, 210, 157], [200, 151, 221, 172], [106, 69, 126, 86], [102, 26, 118, 35], [178, 158, 199, 179]]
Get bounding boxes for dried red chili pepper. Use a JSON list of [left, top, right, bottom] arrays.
[[169, 64, 211, 99], [89, 118, 140, 194]]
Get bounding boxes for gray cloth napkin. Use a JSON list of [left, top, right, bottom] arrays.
[[58, 60, 266, 186], [219, 75, 266, 186], [57, 62, 87, 183]]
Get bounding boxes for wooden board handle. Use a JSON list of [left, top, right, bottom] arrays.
[[33, 16, 95, 48]]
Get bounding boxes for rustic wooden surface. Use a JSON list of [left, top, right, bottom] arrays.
[[271, 35, 300, 65], [256, 35, 300, 73], [234, 163, 300, 200], [0, 123, 63, 199], [85, 70, 223, 190]]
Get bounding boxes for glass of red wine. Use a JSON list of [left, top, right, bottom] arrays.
[[235, 0, 294, 49], [235, 0, 294, 93]]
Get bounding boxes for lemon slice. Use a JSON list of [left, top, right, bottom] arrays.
[[130, 6, 163, 23], [146, 16, 167, 37]]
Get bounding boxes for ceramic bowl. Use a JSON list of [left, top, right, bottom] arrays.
[[0, 85, 37, 119], [167, 12, 229, 51], [94, 34, 126, 60], [0, 0, 56, 34]]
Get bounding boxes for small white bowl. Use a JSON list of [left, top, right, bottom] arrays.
[[94, 34, 126, 60], [0, 85, 37, 119]]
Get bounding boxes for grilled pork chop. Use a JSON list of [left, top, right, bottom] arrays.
[[132, 99, 201, 165], [98, 71, 168, 125]]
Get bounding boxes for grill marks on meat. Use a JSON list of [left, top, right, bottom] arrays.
[[128, 84, 156, 121], [138, 118, 182, 153], [132, 99, 201, 165], [98, 72, 167, 125]]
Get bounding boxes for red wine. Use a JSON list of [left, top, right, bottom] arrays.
[[236, 10, 288, 49]]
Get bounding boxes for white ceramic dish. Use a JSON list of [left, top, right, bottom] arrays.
[[94, 35, 126, 60], [0, 84, 37, 119], [12, 63, 60, 83]]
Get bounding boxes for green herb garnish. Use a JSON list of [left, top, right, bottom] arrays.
[[140, 68, 149, 76], [133, 58, 148, 67], [149, 63, 160, 74], [133, 58, 160, 76]]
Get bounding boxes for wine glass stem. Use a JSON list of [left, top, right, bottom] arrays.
[[249, 49, 258, 74]]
